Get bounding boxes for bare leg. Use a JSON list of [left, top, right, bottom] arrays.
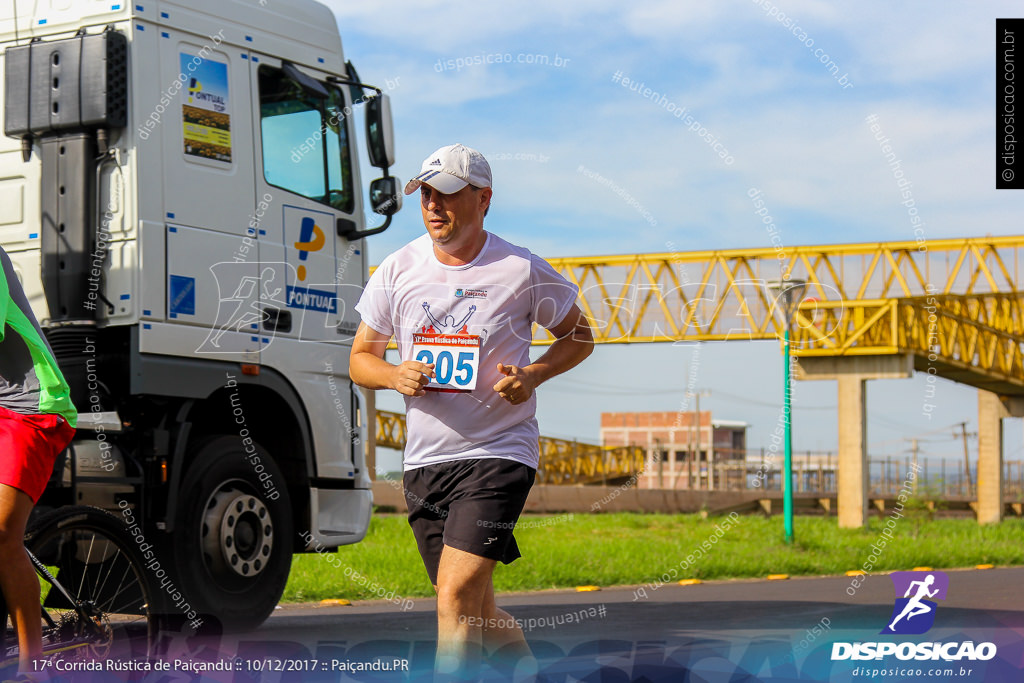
[[434, 545, 495, 679], [0, 484, 40, 672], [481, 581, 536, 680]]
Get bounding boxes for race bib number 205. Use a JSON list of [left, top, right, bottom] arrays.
[[411, 333, 481, 392]]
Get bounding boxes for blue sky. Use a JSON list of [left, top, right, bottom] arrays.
[[322, 1, 1024, 473]]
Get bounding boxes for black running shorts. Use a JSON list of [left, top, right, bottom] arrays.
[[402, 457, 536, 585]]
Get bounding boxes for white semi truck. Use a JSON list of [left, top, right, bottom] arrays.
[[0, 0, 399, 629]]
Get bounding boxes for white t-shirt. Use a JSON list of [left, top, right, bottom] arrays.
[[355, 232, 578, 470]]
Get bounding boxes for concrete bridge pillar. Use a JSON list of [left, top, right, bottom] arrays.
[[837, 375, 867, 528], [977, 391, 1024, 524], [797, 354, 913, 528]]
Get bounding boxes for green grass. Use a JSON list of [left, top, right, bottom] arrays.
[[282, 512, 1024, 603]]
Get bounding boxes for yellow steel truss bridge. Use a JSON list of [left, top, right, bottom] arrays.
[[534, 236, 1023, 392]]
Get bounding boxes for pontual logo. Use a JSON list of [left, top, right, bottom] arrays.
[[286, 287, 336, 313], [187, 77, 225, 107], [284, 210, 336, 314], [293, 216, 326, 282]]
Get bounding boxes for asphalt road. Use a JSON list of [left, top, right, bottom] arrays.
[[147, 566, 1024, 682]]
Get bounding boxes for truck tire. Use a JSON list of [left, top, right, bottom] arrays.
[[172, 436, 292, 631]]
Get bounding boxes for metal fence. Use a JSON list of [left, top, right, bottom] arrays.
[[643, 449, 1024, 499]]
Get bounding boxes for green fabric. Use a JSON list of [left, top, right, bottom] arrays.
[[0, 271, 77, 427]]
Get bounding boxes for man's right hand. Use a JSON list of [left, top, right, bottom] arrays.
[[351, 323, 436, 396], [391, 361, 435, 397]]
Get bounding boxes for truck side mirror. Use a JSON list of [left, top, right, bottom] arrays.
[[337, 176, 401, 240], [365, 94, 395, 169], [369, 177, 401, 216]]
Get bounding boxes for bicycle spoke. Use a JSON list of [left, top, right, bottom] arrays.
[[91, 545, 121, 607], [100, 559, 142, 615], [76, 532, 97, 601]]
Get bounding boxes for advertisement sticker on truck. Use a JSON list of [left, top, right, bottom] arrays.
[[180, 53, 232, 162]]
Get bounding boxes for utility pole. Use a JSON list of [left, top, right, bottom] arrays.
[[687, 390, 695, 490], [954, 422, 976, 496], [911, 438, 918, 472], [769, 278, 806, 544], [697, 390, 705, 491], [909, 438, 920, 492], [655, 437, 664, 489], [692, 389, 711, 490]]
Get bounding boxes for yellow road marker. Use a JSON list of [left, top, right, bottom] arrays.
[[678, 578, 703, 586], [576, 585, 601, 592], [319, 599, 352, 606], [767, 574, 789, 581], [845, 570, 866, 576], [912, 566, 933, 572], [976, 564, 994, 570]]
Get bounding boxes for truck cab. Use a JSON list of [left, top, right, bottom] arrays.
[[0, 0, 398, 628]]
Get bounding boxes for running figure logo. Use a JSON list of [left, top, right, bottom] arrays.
[[882, 571, 949, 635]]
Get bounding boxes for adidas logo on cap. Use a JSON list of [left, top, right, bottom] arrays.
[[403, 143, 492, 196]]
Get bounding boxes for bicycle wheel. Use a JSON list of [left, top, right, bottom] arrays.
[[24, 506, 157, 660]]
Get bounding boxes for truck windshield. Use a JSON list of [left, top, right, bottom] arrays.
[[258, 64, 354, 213]]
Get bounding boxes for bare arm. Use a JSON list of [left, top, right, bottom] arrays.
[[493, 304, 594, 405], [349, 322, 435, 397]]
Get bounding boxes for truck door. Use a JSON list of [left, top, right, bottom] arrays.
[[249, 54, 365, 478], [249, 55, 365, 345]]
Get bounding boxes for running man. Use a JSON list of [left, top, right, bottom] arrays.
[[888, 574, 939, 631], [0, 246, 77, 674], [351, 144, 593, 679]]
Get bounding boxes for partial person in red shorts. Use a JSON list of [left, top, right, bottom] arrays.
[[0, 245, 77, 675]]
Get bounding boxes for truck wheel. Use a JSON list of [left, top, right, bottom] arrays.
[[172, 436, 292, 631]]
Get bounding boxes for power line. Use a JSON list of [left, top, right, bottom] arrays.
[[545, 384, 682, 396], [712, 388, 835, 410], [548, 380, 842, 410], [869, 421, 974, 448]]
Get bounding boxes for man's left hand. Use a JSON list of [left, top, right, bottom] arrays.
[[493, 363, 536, 405]]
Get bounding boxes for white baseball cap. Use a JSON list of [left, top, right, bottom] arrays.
[[404, 143, 492, 195]]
